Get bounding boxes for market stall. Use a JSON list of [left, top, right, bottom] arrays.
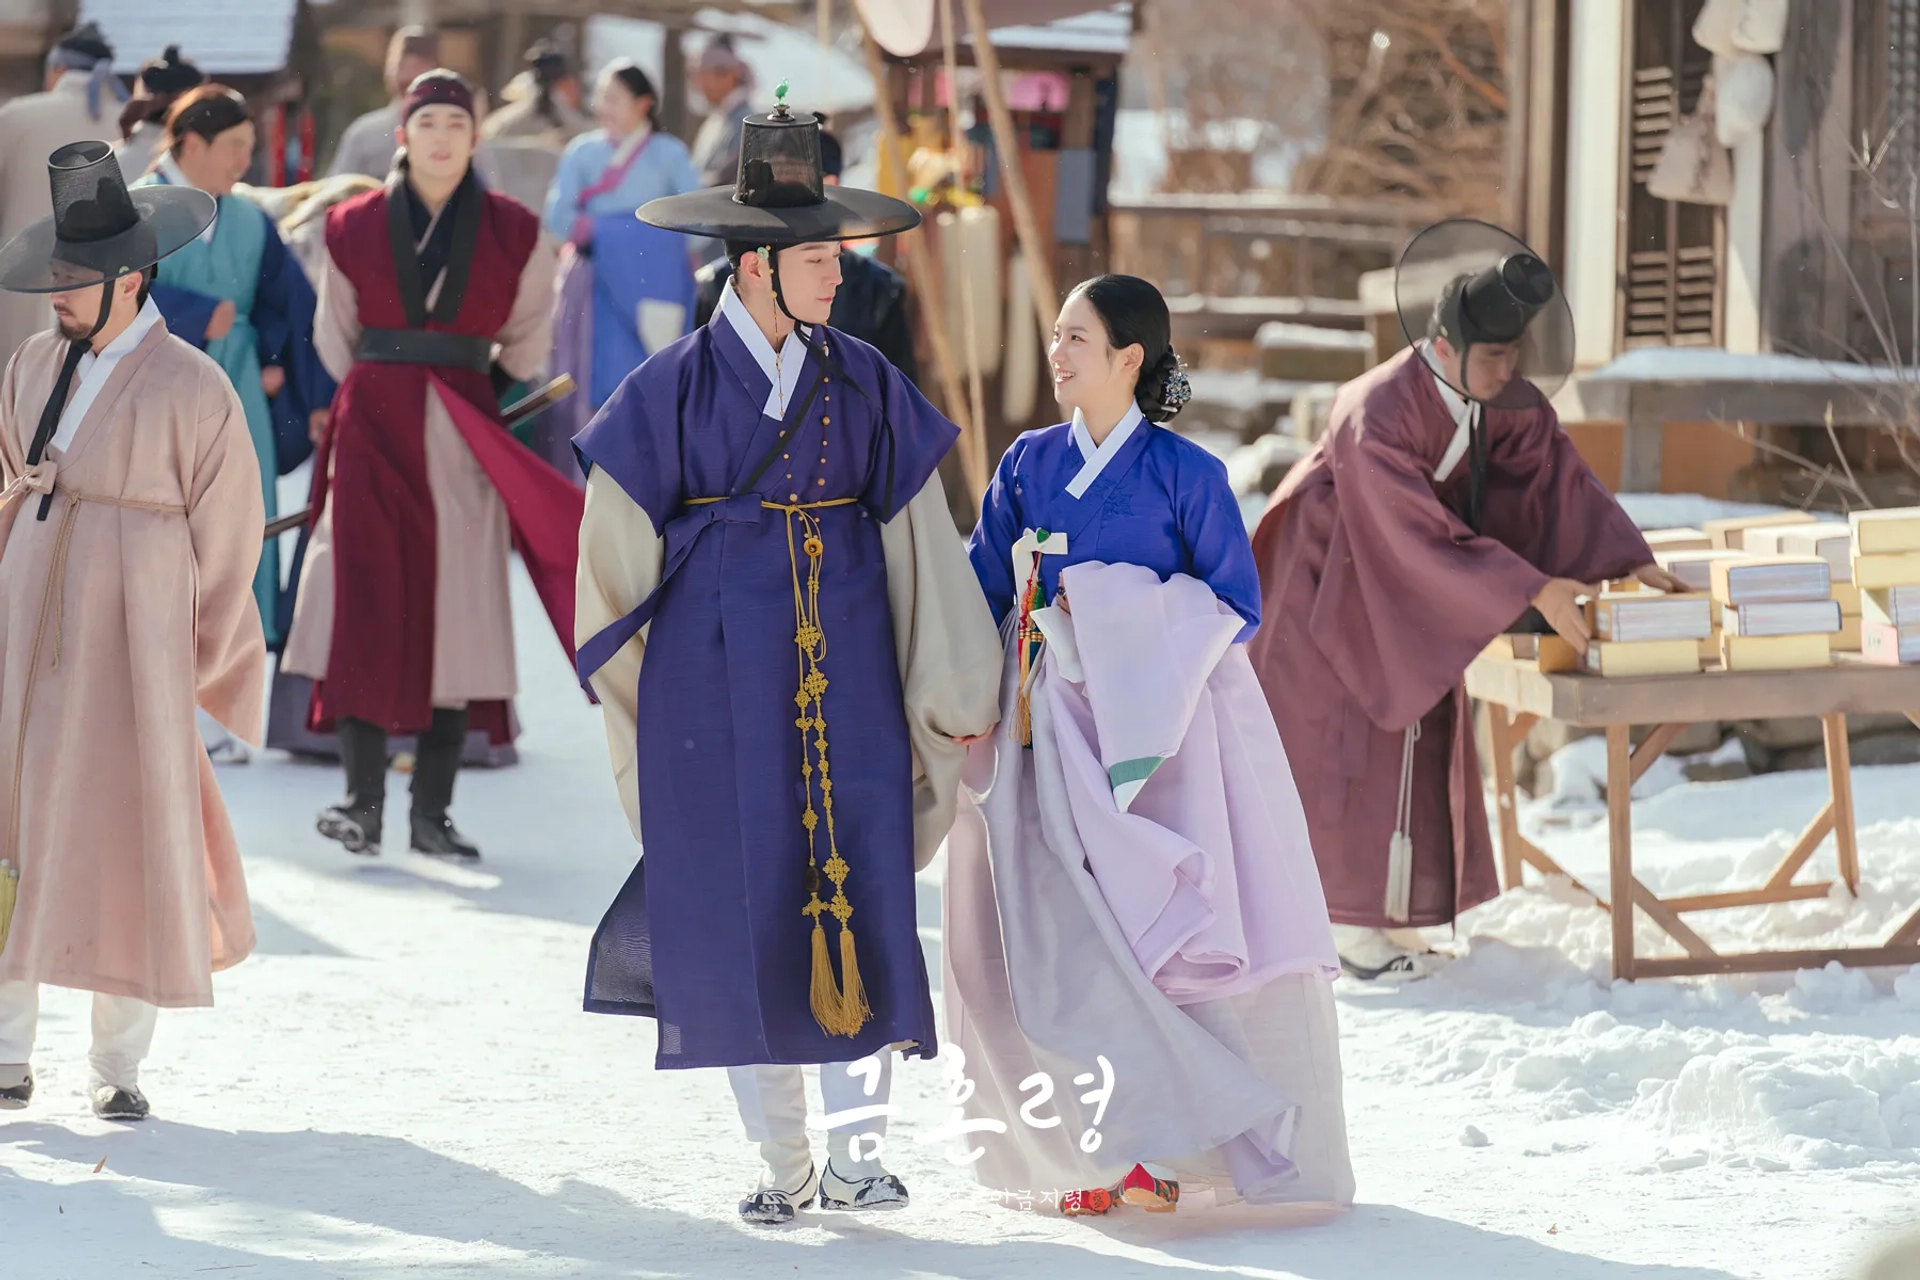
[[1472, 650, 1920, 981]]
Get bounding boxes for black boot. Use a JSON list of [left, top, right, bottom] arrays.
[[0, 1067, 31, 1110], [317, 717, 388, 854], [411, 706, 480, 859]]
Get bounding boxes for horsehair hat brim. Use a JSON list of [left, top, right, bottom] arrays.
[[1393, 217, 1575, 409], [0, 142, 216, 294], [637, 182, 920, 245]]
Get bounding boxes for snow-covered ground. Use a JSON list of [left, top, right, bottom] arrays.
[[5, 565, 1918, 1279]]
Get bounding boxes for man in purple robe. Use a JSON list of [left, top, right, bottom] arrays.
[[1248, 220, 1684, 981], [573, 91, 1001, 1223]]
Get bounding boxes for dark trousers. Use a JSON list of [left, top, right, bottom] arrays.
[[336, 706, 471, 825]]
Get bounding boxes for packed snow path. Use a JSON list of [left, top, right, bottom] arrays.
[[4, 568, 1916, 1279]]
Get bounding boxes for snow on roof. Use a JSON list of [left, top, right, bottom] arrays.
[[82, 0, 298, 76], [1587, 346, 1920, 385], [590, 11, 875, 116], [984, 5, 1134, 54]]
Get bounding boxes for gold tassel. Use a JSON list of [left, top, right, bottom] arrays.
[[837, 925, 871, 1032], [808, 918, 844, 1033]]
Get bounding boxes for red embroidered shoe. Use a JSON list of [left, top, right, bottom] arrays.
[[1060, 1187, 1113, 1216], [1119, 1163, 1178, 1212]]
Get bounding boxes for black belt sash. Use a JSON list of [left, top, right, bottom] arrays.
[[355, 328, 493, 374]]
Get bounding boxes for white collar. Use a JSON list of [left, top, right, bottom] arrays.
[[53, 298, 164, 453], [158, 155, 220, 242], [1422, 342, 1478, 484], [1067, 402, 1146, 498], [718, 279, 808, 419], [609, 125, 652, 164]]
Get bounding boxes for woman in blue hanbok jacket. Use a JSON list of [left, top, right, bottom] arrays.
[[134, 85, 334, 651], [540, 60, 699, 482]]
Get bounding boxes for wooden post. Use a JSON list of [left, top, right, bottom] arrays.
[[939, 0, 989, 492], [859, 26, 987, 507], [1606, 724, 1636, 981], [962, 0, 1059, 346], [660, 25, 690, 143], [494, 10, 526, 98], [1488, 707, 1526, 891], [1823, 713, 1860, 891]]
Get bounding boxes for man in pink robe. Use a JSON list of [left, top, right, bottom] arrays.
[[1248, 223, 1680, 980], [0, 143, 261, 1119]]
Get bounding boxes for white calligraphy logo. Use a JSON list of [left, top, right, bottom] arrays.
[[802, 1043, 1119, 1166]]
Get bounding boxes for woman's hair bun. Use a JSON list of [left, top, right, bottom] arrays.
[[1141, 347, 1190, 424]]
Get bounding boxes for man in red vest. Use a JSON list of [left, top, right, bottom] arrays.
[[282, 70, 581, 860]]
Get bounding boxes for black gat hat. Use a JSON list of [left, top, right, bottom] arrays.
[[637, 82, 919, 247], [0, 140, 214, 295]]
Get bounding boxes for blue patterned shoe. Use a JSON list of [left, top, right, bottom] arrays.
[[819, 1160, 910, 1211], [739, 1164, 819, 1226]]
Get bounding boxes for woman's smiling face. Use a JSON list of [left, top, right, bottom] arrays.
[[1049, 289, 1139, 416]]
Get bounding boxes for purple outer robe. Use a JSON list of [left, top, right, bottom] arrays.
[[573, 312, 958, 1069], [1247, 347, 1652, 928]]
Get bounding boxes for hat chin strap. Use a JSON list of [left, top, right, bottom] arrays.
[[761, 246, 803, 326], [23, 278, 120, 522]]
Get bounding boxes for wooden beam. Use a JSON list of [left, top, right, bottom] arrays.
[[859, 26, 984, 508], [659, 25, 689, 143], [1634, 944, 1920, 979], [962, 0, 1058, 348], [937, 0, 989, 496], [1488, 705, 1526, 891], [1503, 0, 1532, 237], [1629, 722, 1686, 786], [1888, 902, 1920, 947], [1518, 839, 1608, 911], [1607, 725, 1636, 981], [1630, 882, 1718, 959], [1765, 799, 1836, 889], [1665, 882, 1834, 913], [1823, 713, 1861, 891]]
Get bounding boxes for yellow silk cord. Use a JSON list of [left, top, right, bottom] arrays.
[[688, 495, 869, 1036], [0, 860, 16, 957]]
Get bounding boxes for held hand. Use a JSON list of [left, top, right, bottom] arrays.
[[1531, 576, 1595, 656], [1632, 563, 1692, 594], [308, 408, 330, 447], [206, 300, 237, 341], [260, 365, 286, 397]]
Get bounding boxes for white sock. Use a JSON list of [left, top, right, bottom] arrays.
[[821, 1054, 893, 1178], [727, 1064, 815, 1191]]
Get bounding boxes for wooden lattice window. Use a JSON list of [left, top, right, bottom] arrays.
[[1888, 0, 1920, 158], [1618, 0, 1725, 350]]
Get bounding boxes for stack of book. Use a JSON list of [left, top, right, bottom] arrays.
[[1654, 547, 1746, 593], [1704, 511, 1817, 551], [1861, 584, 1920, 665], [1853, 507, 1920, 664], [1749, 522, 1858, 650], [1584, 591, 1713, 676], [1643, 527, 1713, 554], [1832, 578, 1864, 652], [1711, 556, 1837, 670]]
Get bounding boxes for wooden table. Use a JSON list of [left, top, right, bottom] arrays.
[[1467, 653, 1920, 981]]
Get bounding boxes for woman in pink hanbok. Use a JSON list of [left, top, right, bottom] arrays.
[[946, 276, 1353, 1216]]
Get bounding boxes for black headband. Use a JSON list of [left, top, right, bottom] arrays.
[[169, 88, 250, 146]]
